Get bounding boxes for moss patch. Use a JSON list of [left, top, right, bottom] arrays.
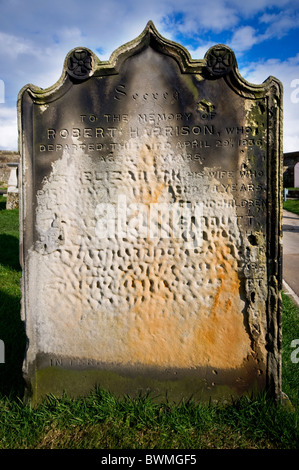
[[28, 365, 264, 407]]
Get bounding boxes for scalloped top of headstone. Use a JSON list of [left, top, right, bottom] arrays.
[[21, 20, 282, 102], [64, 21, 238, 81]]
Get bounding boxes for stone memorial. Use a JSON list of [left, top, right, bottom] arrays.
[[6, 162, 19, 210], [295, 162, 299, 188], [18, 22, 283, 405]]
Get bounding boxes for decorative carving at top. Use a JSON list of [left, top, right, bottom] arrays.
[[67, 49, 93, 79], [205, 45, 235, 77], [21, 22, 282, 104]]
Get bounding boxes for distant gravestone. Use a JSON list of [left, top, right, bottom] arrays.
[[295, 162, 299, 188], [6, 162, 19, 210], [18, 22, 283, 405]]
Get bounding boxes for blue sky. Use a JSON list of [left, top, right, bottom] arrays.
[[0, 0, 299, 152]]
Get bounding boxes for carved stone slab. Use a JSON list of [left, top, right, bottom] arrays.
[[18, 22, 283, 404]]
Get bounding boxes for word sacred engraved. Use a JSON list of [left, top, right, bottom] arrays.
[[113, 84, 180, 102]]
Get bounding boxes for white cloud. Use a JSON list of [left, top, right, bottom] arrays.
[[187, 42, 217, 60], [162, 0, 239, 35], [229, 26, 262, 53], [0, 107, 17, 151], [229, 0, 294, 16], [0, 31, 39, 58], [228, 7, 299, 54], [159, 0, 299, 37], [259, 9, 299, 39]]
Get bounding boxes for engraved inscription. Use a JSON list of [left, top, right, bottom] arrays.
[[20, 26, 282, 406]]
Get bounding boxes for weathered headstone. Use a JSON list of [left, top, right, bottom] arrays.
[[18, 22, 283, 405], [0, 151, 20, 186], [6, 162, 19, 210], [295, 162, 299, 188]]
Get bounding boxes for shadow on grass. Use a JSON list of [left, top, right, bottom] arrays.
[[0, 288, 26, 399], [0, 234, 20, 271]]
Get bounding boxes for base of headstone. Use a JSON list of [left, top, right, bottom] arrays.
[[25, 355, 265, 406], [6, 191, 19, 210]]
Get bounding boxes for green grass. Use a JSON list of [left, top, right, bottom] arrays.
[[281, 292, 299, 408], [0, 196, 25, 398], [0, 389, 297, 449], [0, 195, 298, 449], [283, 199, 299, 216]]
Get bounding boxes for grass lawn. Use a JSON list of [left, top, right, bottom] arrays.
[[283, 198, 299, 216], [0, 195, 298, 450]]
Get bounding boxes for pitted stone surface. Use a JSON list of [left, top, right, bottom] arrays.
[[18, 22, 283, 404]]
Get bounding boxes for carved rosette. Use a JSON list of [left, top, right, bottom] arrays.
[[205, 45, 235, 77], [67, 49, 93, 79]]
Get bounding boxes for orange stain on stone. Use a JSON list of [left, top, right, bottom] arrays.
[[121, 146, 252, 370], [194, 268, 250, 368], [125, 243, 252, 370]]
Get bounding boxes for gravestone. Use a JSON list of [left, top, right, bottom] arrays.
[[0, 151, 20, 186], [18, 22, 283, 405], [6, 162, 19, 210], [295, 162, 299, 188]]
